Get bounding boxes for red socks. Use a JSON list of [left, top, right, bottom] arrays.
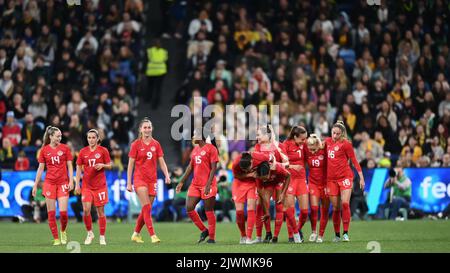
[[342, 202, 351, 233], [285, 207, 297, 236], [205, 211, 216, 240], [142, 204, 155, 236], [332, 209, 341, 234], [134, 212, 145, 233], [47, 210, 59, 239], [246, 209, 256, 239], [310, 206, 319, 232], [188, 210, 207, 232], [256, 204, 263, 237], [297, 209, 308, 231], [236, 210, 246, 237], [99, 216, 106, 236], [60, 211, 68, 232], [83, 214, 92, 232], [274, 203, 284, 237], [319, 207, 329, 237]]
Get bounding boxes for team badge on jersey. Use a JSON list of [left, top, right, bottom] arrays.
[[46, 191, 51, 196], [200, 151, 206, 156], [95, 153, 101, 159], [319, 155, 324, 160], [151, 146, 156, 152], [57, 151, 63, 156], [334, 146, 339, 151]]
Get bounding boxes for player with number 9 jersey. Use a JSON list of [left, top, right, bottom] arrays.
[[128, 135, 164, 194]]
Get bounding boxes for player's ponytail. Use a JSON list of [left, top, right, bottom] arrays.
[[307, 134, 322, 147], [332, 120, 348, 140], [288, 125, 307, 140]]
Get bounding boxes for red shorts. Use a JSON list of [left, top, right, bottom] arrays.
[[326, 177, 353, 196], [287, 177, 309, 196], [82, 187, 109, 207], [232, 180, 257, 203], [309, 183, 327, 199], [42, 182, 70, 199], [256, 180, 283, 192], [188, 184, 217, 200], [134, 180, 157, 196]]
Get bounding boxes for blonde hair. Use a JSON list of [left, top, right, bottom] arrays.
[[138, 117, 152, 140], [42, 126, 61, 147], [307, 134, 322, 147], [332, 120, 347, 140], [87, 129, 102, 144]]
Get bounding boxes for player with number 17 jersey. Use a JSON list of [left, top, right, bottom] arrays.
[[77, 145, 111, 205], [128, 138, 164, 195]]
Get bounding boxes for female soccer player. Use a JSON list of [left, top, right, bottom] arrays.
[[255, 161, 292, 243], [176, 128, 219, 244], [325, 121, 365, 242], [231, 151, 271, 244], [280, 126, 308, 243], [74, 129, 112, 245], [32, 126, 73, 246], [253, 125, 289, 243], [305, 134, 329, 243], [127, 118, 171, 243]]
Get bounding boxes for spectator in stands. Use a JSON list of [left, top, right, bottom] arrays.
[[14, 150, 30, 171], [2, 111, 21, 147]]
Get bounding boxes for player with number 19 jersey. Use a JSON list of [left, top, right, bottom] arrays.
[[38, 144, 73, 199], [128, 138, 164, 195], [305, 148, 327, 198], [77, 146, 111, 206]]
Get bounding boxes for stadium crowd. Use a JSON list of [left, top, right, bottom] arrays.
[[0, 0, 144, 171], [174, 0, 450, 172]]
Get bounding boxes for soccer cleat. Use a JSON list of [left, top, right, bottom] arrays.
[[52, 239, 61, 246], [151, 235, 161, 243], [131, 234, 144, 243], [309, 232, 317, 242], [288, 237, 294, 243], [342, 233, 350, 242], [270, 237, 278, 243], [99, 236, 107, 245], [84, 231, 95, 245], [250, 237, 263, 244], [245, 238, 255, 244], [207, 239, 216, 244], [332, 236, 341, 243], [316, 236, 324, 243], [198, 229, 209, 244], [239, 236, 248, 244], [293, 233, 303, 243], [60, 231, 67, 245], [299, 230, 304, 242], [263, 232, 272, 243]]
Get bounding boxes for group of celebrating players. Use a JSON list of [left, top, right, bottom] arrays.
[[32, 118, 364, 246]]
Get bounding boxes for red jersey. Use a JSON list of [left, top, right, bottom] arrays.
[[305, 148, 327, 186], [324, 137, 362, 180], [280, 139, 306, 179], [77, 146, 111, 190], [190, 143, 219, 187], [256, 162, 290, 187], [128, 138, 164, 183], [254, 142, 283, 162], [38, 144, 73, 185]]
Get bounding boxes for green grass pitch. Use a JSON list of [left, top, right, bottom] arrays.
[[1, 220, 450, 253]]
